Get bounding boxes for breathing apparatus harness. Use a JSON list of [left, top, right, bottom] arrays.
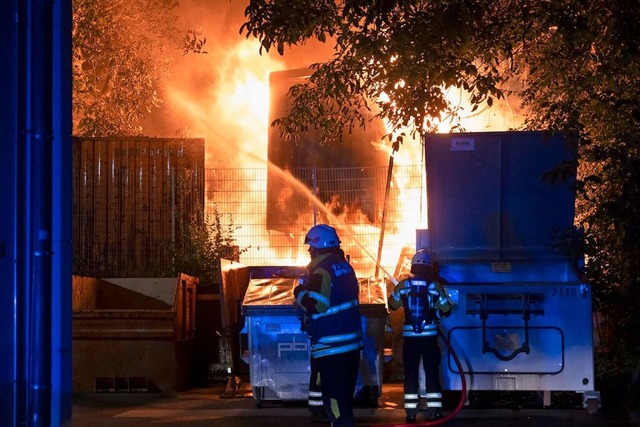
[[407, 279, 437, 335]]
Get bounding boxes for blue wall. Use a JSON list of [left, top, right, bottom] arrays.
[[0, 0, 73, 425], [0, 0, 19, 422]]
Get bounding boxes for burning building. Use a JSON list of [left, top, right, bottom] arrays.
[[266, 68, 390, 234]]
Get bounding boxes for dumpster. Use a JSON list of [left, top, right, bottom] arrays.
[[72, 274, 197, 392], [421, 131, 599, 410], [239, 266, 388, 407]]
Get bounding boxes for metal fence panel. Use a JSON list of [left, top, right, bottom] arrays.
[[206, 165, 425, 279]]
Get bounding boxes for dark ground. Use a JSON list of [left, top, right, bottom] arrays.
[[72, 376, 640, 426]]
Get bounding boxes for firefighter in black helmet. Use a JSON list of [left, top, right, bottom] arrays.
[[293, 224, 363, 427], [388, 249, 452, 423]]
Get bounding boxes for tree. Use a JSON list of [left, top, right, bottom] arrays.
[[72, 0, 206, 136], [241, 0, 529, 142], [518, 2, 640, 390], [240, 0, 640, 400]]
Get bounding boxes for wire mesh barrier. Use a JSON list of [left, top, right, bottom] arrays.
[[72, 137, 424, 281], [205, 164, 426, 279]]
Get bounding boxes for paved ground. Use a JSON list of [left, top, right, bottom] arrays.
[[72, 380, 638, 426]]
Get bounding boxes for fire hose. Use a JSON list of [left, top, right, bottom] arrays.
[[378, 324, 468, 427]]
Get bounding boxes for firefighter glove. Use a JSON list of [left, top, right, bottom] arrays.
[[428, 283, 440, 297]]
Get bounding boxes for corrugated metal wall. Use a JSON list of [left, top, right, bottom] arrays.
[[73, 137, 204, 278]]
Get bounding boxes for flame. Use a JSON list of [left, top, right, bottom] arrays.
[[156, 6, 525, 277], [438, 85, 526, 132]]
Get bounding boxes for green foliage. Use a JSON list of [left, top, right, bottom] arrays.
[[241, 0, 521, 142], [240, 0, 339, 55], [241, 0, 640, 387], [520, 0, 640, 385], [171, 203, 248, 285], [72, 0, 206, 136]]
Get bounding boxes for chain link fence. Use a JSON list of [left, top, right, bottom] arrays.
[[205, 164, 426, 279]]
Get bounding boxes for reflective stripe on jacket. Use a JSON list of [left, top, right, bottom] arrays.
[[305, 252, 363, 358]]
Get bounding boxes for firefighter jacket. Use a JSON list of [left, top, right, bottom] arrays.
[[388, 275, 452, 338], [293, 251, 363, 359]]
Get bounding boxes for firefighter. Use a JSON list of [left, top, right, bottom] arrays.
[[293, 224, 363, 427], [388, 249, 452, 423]]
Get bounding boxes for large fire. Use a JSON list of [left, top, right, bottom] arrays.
[[152, 1, 526, 280]]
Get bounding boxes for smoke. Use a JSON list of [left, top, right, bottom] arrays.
[[141, 0, 526, 167], [142, 0, 335, 168]]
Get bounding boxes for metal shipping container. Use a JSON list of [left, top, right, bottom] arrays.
[[240, 266, 388, 407], [73, 137, 205, 278], [420, 131, 599, 411]]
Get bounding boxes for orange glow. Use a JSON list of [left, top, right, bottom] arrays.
[[166, 38, 280, 169], [156, 7, 525, 278], [437, 85, 526, 132]]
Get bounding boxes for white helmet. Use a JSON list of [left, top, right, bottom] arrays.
[[411, 249, 432, 266], [304, 224, 341, 249]]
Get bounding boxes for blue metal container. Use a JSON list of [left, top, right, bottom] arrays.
[[422, 132, 598, 410], [240, 266, 387, 406]]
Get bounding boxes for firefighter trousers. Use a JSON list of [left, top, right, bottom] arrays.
[[315, 349, 360, 427], [308, 357, 325, 416], [402, 335, 443, 417]]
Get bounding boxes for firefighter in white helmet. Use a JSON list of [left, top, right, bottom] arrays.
[[388, 249, 452, 422], [293, 224, 363, 427]]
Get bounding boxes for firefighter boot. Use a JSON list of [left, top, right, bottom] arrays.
[[310, 408, 330, 424], [425, 408, 442, 421], [425, 392, 443, 420]]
